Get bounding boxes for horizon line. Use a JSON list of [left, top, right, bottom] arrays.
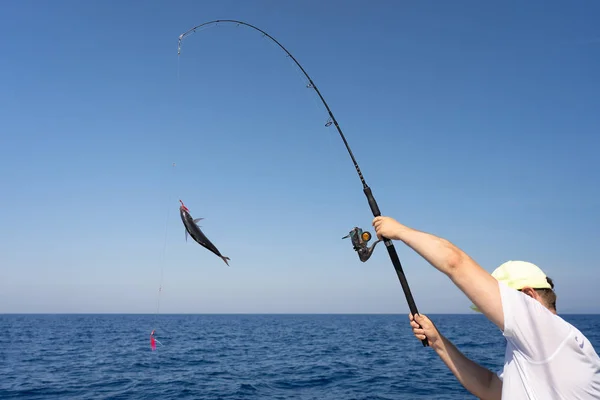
[[2, 312, 599, 315]]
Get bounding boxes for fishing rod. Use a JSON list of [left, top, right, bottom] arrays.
[[178, 20, 428, 347]]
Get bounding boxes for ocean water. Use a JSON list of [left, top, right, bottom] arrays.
[[1, 314, 599, 399]]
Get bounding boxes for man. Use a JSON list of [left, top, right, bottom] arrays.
[[372, 216, 600, 399]]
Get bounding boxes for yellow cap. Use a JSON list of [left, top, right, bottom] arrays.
[[470, 260, 552, 312]]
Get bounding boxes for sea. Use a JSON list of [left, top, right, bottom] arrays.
[[1, 314, 599, 399]]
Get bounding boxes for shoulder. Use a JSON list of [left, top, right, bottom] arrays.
[[499, 282, 576, 361]]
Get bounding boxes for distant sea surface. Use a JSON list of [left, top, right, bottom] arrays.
[[1, 314, 599, 399]]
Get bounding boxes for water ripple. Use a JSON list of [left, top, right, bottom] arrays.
[[0, 314, 598, 399]]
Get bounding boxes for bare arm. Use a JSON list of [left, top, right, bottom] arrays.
[[373, 217, 505, 331], [411, 314, 502, 400], [436, 333, 502, 400]]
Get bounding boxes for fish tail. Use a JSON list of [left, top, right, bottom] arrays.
[[221, 256, 230, 266]]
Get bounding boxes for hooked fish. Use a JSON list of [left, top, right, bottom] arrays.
[[179, 200, 230, 266]]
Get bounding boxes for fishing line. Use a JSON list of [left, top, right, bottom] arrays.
[[177, 20, 428, 347], [148, 36, 190, 350], [152, 162, 177, 346]]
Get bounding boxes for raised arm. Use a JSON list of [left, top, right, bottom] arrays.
[[373, 216, 505, 331]]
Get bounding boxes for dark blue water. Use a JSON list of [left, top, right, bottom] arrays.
[[1, 314, 599, 399]]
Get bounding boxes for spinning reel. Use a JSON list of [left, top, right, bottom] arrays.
[[342, 227, 382, 262]]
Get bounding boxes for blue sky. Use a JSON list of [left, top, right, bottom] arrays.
[[1, 0, 599, 314]]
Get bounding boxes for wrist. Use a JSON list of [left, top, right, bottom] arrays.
[[431, 335, 447, 353], [393, 224, 412, 241]]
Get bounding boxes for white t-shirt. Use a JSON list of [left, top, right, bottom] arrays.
[[496, 281, 600, 399]]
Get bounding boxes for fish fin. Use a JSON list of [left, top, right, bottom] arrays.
[[184, 229, 188, 242], [193, 218, 204, 223], [221, 256, 230, 266]]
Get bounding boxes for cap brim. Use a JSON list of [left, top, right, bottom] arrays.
[[470, 304, 482, 313]]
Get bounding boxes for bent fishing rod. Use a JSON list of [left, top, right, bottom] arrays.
[[178, 20, 428, 347]]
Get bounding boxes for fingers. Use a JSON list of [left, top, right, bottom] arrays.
[[410, 319, 423, 329], [409, 313, 432, 334], [408, 313, 435, 344], [414, 313, 430, 325], [412, 324, 427, 340], [372, 218, 381, 236], [409, 313, 429, 323], [372, 216, 385, 230], [373, 216, 386, 239], [411, 319, 422, 326], [411, 322, 428, 341], [372, 216, 402, 241], [408, 313, 419, 326]]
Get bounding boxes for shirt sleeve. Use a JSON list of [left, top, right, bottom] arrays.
[[498, 280, 572, 362]]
